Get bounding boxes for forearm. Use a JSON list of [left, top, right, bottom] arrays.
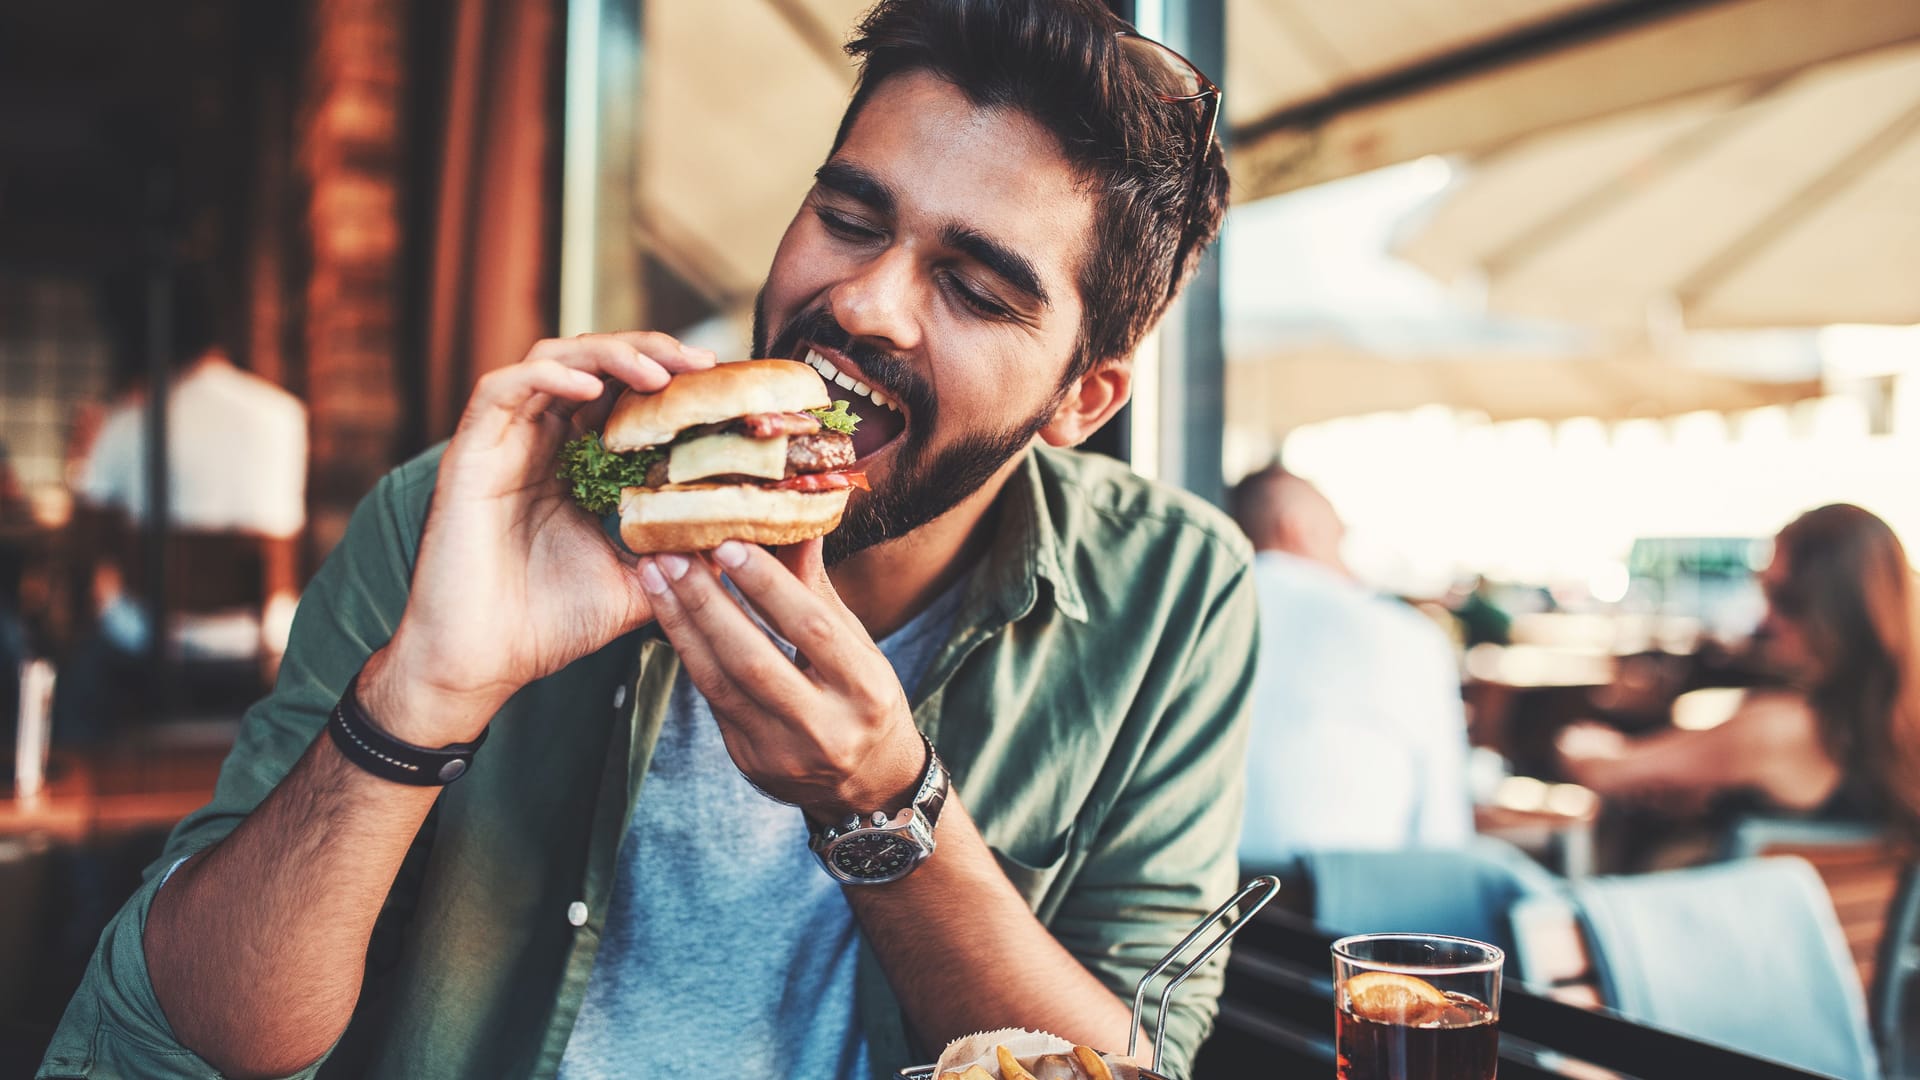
[[143, 646, 484, 1079], [845, 798, 1137, 1056]]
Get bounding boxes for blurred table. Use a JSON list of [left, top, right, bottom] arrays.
[[1, 740, 227, 844]]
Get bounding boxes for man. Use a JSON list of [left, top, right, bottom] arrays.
[[1229, 465, 1471, 867], [41, 3, 1252, 1078], [54, 273, 306, 737]]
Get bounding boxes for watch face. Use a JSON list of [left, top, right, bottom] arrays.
[[829, 831, 920, 880]]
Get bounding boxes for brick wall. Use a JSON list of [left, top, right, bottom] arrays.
[[299, 0, 410, 556]]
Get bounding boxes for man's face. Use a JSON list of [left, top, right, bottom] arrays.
[[754, 71, 1095, 564]]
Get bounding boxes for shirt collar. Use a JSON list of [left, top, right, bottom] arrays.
[[966, 447, 1088, 629]]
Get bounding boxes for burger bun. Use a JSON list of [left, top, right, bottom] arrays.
[[619, 482, 851, 553]]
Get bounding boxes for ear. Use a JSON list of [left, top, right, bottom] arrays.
[[1039, 361, 1133, 447]]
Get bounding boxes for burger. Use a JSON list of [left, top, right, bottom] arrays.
[[558, 359, 866, 553]]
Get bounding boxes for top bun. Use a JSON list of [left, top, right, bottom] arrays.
[[603, 359, 832, 450]]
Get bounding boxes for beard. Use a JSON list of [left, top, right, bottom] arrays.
[[755, 293, 1064, 565]]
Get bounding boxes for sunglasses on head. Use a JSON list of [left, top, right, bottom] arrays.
[[1116, 30, 1222, 301]]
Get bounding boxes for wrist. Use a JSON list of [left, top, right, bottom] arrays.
[[805, 724, 929, 825], [357, 641, 503, 746]]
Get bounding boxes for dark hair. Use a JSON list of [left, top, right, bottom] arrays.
[[1772, 504, 1920, 832], [168, 268, 222, 367], [837, 0, 1229, 385], [98, 265, 225, 384]]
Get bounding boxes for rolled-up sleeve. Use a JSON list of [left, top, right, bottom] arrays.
[[1052, 557, 1259, 1074], [37, 454, 435, 1079]]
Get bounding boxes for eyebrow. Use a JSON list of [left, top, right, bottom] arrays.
[[814, 159, 1052, 310], [814, 160, 894, 217], [940, 224, 1051, 309]]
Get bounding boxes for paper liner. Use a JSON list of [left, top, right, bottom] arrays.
[[933, 1028, 1149, 1079]]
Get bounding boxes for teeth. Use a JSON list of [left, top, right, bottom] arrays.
[[803, 348, 901, 413]]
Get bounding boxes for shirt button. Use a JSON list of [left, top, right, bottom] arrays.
[[567, 901, 589, 927], [612, 685, 628, 710]]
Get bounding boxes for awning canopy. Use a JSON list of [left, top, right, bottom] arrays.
[[1396, 41, 1920, 330], [1226, 348, 1824, 432]]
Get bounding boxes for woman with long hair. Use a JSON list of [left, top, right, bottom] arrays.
[[1561, 504, 1920, 835]]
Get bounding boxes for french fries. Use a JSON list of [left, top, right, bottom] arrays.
[[936, 1042, 1119, 1080], [996, 1045, 1041, 1080], [1073, 1045, 1116, 1080]]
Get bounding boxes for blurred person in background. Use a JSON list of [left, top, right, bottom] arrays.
[[1230, 464, 1473, 866], [1561, 504, 1920, 838], [52, 270, 306, 738]]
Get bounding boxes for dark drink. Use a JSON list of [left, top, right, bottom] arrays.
[[1332, 934, 1504, 1080], [1337, 988, 1499, 1080]]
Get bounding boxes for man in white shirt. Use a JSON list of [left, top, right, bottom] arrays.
[[80, 351, 307, 544], [74, 274, 307, 664], [1230, 465, 1473, 866]]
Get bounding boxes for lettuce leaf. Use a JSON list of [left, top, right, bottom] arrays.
[[808, 400, 860, 436], [558, 433, 663, 515]]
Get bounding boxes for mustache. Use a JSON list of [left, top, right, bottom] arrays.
[[768, 308, 936, 424]]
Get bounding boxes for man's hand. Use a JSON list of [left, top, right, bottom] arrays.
[[370, 333, 715, 744], [637, 538, 925, 819]]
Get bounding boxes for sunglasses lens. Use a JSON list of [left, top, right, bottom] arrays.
[[1119, 34, 1206, 100]]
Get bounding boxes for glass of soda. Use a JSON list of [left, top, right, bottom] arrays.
[[1332, 933, 1503, 1080]]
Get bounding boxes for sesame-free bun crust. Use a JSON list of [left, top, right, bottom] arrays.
[[618, 483, 851, 553], [603, 359, 832, 450]]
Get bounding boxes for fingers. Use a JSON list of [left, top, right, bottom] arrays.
[[463, 359, 607, 446], [599, 331, 717, 375], [459, 332, 715, 448], [771, 538, 845, 611], [531, 332, 710, 395], [639, 553, 814, 718], [715, 541, 859, 669]]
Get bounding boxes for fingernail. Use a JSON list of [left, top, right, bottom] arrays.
[[682, 345, 716, 360], [713, 541, 747, 568], [658, 553, 689, 580], [639, 561, 669, 596]]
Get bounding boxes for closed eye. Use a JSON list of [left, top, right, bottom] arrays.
[[815, 207, 882, 243], [941, 273, 1013, 320]]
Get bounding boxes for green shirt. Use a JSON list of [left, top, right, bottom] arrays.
[[39, 443, 1258, 1080]]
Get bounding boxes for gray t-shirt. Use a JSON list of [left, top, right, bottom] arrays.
[[557, 574, 967, 1078]]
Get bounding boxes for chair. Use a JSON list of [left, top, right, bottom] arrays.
[[1266, 837, 1565, 983], [1871, 865, 1920, 1080], [1511, 857, 1880, 1079], [1722, 817, 1905, 992]]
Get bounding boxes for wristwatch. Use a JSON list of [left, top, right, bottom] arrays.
[[808, 731, 949, 885]]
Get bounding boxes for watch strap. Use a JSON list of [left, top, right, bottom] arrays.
[[910, 730, 948, 828], [327, 670, 488, 786]]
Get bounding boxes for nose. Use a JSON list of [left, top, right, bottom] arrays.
[[827, 245, 922, 356]]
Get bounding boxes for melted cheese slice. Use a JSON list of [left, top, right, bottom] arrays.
[[666, 432, 789, 485]]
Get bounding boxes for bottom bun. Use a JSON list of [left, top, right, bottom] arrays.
[[618, 483, 851, 553]]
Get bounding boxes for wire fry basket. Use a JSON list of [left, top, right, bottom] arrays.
[[897, 875, 1282, 1080]]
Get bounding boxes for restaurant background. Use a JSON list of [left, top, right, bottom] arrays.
[[2, 0, 1916, 1077]]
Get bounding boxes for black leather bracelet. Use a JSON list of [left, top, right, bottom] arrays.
[[326, 670, 488, 785]]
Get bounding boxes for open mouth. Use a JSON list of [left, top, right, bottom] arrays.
[[800, 347, 908, 460]]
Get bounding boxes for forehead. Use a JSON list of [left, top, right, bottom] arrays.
[[834, 70, 1094, 300]]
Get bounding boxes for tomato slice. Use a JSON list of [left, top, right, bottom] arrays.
[[770, 469, 868, 493]]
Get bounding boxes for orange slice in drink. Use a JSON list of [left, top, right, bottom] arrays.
[[1344, 971, 1450, 1025]]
